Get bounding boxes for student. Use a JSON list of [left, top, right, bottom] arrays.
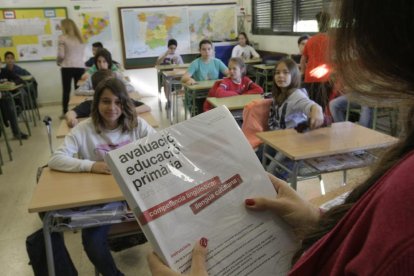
[[203, 57, 263, 112], [265, 58, 324, 176], [231, 32, 260, 60], [300, 12, 332, 112], [0, 57, 29, 139], [149, 0, 414, 274], [85, 42, 103, 67], [49, 78, 156, 275], [66, 70, 150, 127], [291, 35, 309, 64], [155, 39, 184, 66], [4, 51, 30, 76], [76, 49, 134, 95], [82, 48, 121, 81], [182, 39, 228, 85], [57, 18, 85, 116]]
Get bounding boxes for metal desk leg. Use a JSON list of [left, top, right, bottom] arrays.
[[0, 110, 12, 161], [43, 212, 56, 276], [261, 144, 268, 169], [167, 78, 174, 125], [289, 161, 299, 190]]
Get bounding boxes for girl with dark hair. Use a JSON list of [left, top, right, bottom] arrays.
[[148, 0, 414, 274], [48, 78, 155, 275], [231, 32, 260, 60]]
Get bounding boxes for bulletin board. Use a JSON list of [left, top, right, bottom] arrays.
[[0, 7, 68, 62], [118, 3, 237, 69]]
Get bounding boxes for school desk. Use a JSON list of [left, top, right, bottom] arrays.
[[155, 63, 190, 98], [162, 68, 186, 124], [183, 79, 219, 117], [256, 122, 398, 190], [19, 75, 40, 125], [206, 94, 263, 120], [244, 57, 263, 64], [56, 111, 160, 138], [253, 64, 274, 94], [28, 168, 128, 276]]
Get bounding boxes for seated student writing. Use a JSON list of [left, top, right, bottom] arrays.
[[182, 39, 229, 85], [203, 57, 263, 112], [66, 70, 150, 127], [48, 77, 156, 275], [0, 57, 29, 139], [263, 58, 324, 177], [150, 0, 414, 274], [231, 32, 260, 60], [155, 39, 184, 66], [76, 48, 134, 95]]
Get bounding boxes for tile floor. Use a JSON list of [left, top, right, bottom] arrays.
[[0, 95, 371, 275]]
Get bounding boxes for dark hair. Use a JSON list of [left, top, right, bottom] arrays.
[[92, 42, 103, 48], [199, 39, 213, 50], [293, 0, 414, 264], [228, 57, 246, 76], [316, 11, 331, 32], [91, 78, 137, 133], [168, 39, 177, 47], [297, 35, 310, 45], [94, 48, 113, 70], [4, 51, 15, 59], [91, 69, 113, 89], [271, 58, 301, 106], [238, 32, 251, 45]]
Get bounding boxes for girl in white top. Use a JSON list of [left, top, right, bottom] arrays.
[[231, 32, 260, 60], [57, 18, 86, 115]]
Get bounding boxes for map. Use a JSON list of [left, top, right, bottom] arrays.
[[120, 4, 237, 59], [76, 11, 112, 44]]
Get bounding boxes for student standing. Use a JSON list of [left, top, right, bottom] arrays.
[[57, 18, 85, 117], [49, 78, 156, 275], [231, 32, 260, 60], [300, 12, 332, 112], [203, 57, 263, 112], [149, 0, 414, 274]]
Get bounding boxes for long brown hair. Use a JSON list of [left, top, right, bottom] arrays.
[[60, 18, 83, 43], [91, 78, 137, 133], [271, 58, 301, 106], [293, 0, 414, 263]]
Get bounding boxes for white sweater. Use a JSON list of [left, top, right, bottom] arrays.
[[231, 45, 260, 59], [48, 117, 156, 172]]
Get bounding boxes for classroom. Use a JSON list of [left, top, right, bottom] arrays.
[[0, 0, 413, 275]]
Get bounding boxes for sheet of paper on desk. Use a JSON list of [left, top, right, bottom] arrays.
[[105, 106, 298, 276]]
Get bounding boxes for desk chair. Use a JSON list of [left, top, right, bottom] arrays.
[[22, 77, 41, 125], [0, 109, 13, 161]]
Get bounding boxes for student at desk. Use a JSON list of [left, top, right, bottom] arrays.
[[182, 39, 228, 85], [81, 48, 122, 81], [66, 70, 150, 127], [231, 32, 260, 60], [76, 49, 134, 96], [49, 78, 156, 276], [149, 0, 414, 274], [203, 57, 263, 112]]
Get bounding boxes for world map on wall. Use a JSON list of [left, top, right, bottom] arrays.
[[121, 5, 237, 59]]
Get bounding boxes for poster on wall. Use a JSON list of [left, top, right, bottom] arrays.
[[119, 3, 237, 60], [0, 7, 67, 62]]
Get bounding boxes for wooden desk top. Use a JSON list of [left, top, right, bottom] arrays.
[[162, 68, 187, 78], [0, 83, 23, 92], [244, 58, 263, 64], [253, 64, 275, 70], [207, 94, 262, 110], [69, 92, 141, 106], [156, 63, 190, 71], [183, 79, 219, 91], [28, 168, 124, 213], [19, 75, 34, 81], [256, 122, 398, 160], [309, 182, 359, 206], [56, 111, 159, 138]]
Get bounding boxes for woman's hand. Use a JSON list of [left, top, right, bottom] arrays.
[[91, 161, 111, 174], [309, 104, 324, 129], [148, 238, 209, 276], [245, 174, 320, 237]]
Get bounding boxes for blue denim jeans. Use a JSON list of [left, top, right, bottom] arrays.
[[329, 95, 373, 128], [82, 225, 124, 276]]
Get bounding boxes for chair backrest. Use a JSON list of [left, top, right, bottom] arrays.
[[241, 98, 272, 149]]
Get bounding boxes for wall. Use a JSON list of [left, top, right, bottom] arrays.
[[0, 0, 300, 105]]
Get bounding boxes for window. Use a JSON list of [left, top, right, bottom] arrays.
[[252, 0, 330, 35]]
